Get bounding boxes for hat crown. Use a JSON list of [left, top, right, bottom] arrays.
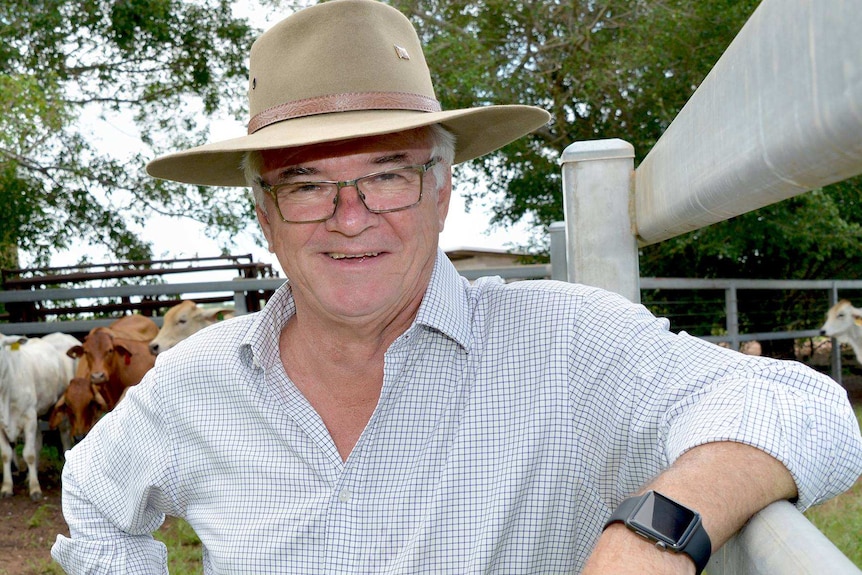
[[146, 0, 550, 187], [248, 0, 436, 122]]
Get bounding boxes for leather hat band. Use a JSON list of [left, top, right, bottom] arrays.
[[248, 91, 442, 134]]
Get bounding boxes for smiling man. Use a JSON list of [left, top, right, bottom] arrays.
[[52, 1, 862, 574]]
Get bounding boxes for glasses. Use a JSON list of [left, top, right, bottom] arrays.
[[259, 158, 439, 223]]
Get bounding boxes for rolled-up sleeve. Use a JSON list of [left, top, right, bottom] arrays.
[[659, 343, 862, 511], [571, 287, 862, 511], [52, 369, 176, 574]]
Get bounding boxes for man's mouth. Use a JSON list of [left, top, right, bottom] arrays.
[[328, 252, 380, 260]]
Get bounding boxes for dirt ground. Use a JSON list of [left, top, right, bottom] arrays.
[[0, 454, 66, 575], [1, 374, 860, 575]]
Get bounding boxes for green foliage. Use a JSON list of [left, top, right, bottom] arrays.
[[394, 0, 762, 236], [0, 0, 257, 268], [639, 177, 862, 342]]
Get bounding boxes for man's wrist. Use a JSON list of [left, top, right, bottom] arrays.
[[603, 490, 712, 575], [584, 523, 697, 575]]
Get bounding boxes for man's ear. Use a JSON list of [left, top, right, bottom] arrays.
[[256, 204, 276, 253], [435, 168, 452, 233]]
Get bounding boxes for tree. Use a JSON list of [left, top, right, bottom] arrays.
[[391, 0, 862, 339], [392, 0, 763, 242], [0, 0, 258, 270], [639, 176, 862, 354]]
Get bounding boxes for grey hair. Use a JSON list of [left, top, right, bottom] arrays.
[[244, 124, 457, 212]]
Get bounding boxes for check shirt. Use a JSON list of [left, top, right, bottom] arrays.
[[53, 250, 862, 574]]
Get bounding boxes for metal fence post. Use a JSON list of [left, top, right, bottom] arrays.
[[829, 282, 842, 385], [233, 288, 248, 315], [548, 221, 568, 282], [726, 283, 740, 351], [559, 139, 639, 302]]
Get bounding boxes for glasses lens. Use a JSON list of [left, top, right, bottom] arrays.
[[275, 183, 338, 222], [356, 167, 423, 212]]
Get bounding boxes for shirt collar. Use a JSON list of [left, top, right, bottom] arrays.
[[412, 249, 473, 352]]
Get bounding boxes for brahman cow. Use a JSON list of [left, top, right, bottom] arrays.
[[149, 300, 234, 355], [56, 315, 158, 437], [1, 332, 79, 500], [48, 364, 107, 442], [819, 299, 862, 364]]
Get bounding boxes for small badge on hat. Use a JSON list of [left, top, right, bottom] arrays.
[[394, 44, 410, 60]]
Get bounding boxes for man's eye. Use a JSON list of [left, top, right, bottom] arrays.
[[284, 183, 324, 195], [368, 172, 412, 188]]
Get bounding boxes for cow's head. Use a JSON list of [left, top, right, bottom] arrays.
[[819, 299, 862, 340], [73, 328, 124, 385], [149, 300, 234, 355], [49, 377, 109, 439]]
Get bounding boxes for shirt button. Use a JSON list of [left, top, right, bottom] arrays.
[[338, 488, 352, 503]]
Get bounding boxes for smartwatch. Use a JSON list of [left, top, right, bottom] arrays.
[[603, 490, 712, 574]]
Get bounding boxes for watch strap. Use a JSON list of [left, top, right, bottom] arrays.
[[604, 492, 712, 575]]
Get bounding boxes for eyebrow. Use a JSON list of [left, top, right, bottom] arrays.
[[274, 153, 413, 183]]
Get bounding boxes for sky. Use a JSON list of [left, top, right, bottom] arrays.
[[45, 1, 538, 279]]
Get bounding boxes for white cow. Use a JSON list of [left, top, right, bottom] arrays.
[[819, 299, 862, 365], [149, 300, 234, 355], [0, 332, 78, 500]]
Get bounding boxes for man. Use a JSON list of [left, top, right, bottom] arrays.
[[53, 1, 862, 573]]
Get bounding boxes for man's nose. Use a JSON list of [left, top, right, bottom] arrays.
[[326, 184, 376, 231]]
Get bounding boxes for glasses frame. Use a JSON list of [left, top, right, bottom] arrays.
[[259, 158, 439, 223]]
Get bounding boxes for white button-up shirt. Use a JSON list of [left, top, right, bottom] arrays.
[[52, 250, 862, 574]]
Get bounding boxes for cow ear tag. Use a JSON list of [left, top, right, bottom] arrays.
[[10, 342, 20, 351], [125, 354, 132, 366], [854, 315, 862, 326]]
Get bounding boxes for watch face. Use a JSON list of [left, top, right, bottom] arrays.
[[628, 491, 698, 546]]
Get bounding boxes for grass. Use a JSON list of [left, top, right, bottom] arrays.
[[27, 503, 58, 529], [155, 517, 203, 574]]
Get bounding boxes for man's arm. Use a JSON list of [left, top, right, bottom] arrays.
[[51, 374, 174, 574], [582, 441, 797, 575]]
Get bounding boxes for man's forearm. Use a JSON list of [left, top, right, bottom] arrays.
[[582, 441, 797, 574]]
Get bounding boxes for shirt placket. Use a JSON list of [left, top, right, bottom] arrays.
[[322, 327, 416, 573]]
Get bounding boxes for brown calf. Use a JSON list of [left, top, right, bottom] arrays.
[[53, 315, 158, 438]]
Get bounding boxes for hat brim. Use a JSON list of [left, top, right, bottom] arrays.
[[146, 105, 550, 187]]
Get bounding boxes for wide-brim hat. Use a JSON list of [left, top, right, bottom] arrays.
[[146, 0, 550, 187]]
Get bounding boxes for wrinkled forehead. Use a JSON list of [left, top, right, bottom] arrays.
[[260, 128, 435, 174]]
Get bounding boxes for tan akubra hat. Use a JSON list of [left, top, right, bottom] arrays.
[[146, 0, 550, 187]]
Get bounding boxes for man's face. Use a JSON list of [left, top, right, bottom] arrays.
[[256, 128, 451, 326]]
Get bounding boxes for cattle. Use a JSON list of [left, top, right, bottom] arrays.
[[48, 365, 106, 442], [0, 332, 79, 500], [149, 300, 234, 355], [819, 299, 862, 364], [55, 315, 158, 438]]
